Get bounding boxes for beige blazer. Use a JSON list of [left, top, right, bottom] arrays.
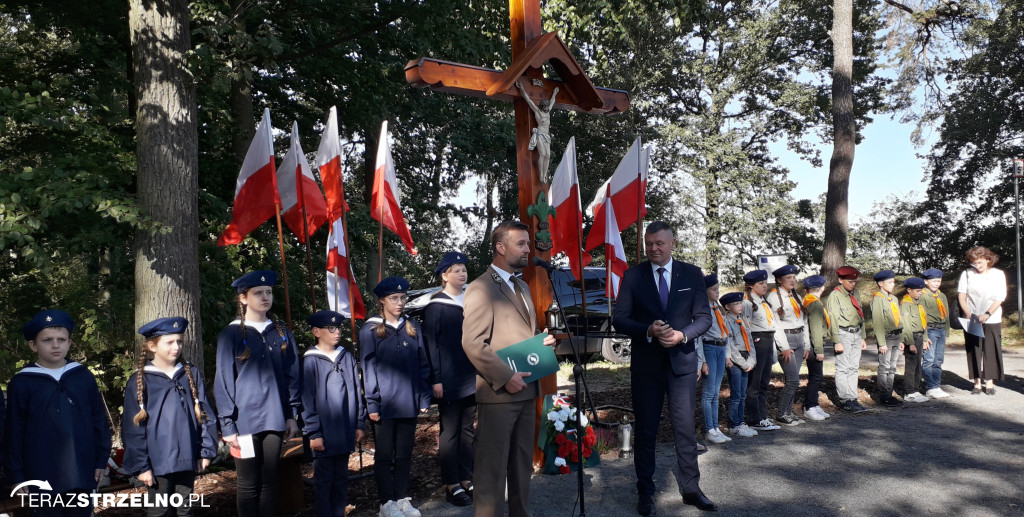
[[461, 265, 539, 404]]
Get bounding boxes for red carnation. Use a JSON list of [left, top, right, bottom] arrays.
[[559, 465, 571, 475], [555, 434, 568, 446], [586, 426, 595, 437], [583, 446, 592, 458], [570, 451, 579, 463], [558, 445, 571, 458]]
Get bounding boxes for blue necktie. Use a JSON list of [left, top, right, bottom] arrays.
[[658, 267, 669, 310]]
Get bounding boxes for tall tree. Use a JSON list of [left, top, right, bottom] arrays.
[[822, 0, 855, 280], [129, 0, 203, 365]]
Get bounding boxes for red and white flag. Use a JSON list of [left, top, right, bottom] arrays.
[[371, 120, 416, 255], [584, 137, 649, 252], [599, 192, 629, 298], [548, 136, 592, 280], [316, 106, 349, 220], [325, 218, 367, 319], [278, 121, 328, 243], [218, 108, 279, 246]]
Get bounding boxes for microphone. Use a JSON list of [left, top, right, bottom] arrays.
[[532, 257, 557, 272]]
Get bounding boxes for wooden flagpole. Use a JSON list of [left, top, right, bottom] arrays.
[[273, 203, 294, 329], [337, 173, 359, 345], [377, 204, 384, 284], [297, 176, 317, 312], [636, 137, 643, 264]]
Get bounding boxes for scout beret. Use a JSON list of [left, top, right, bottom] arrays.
[[232, 270, 278, 293], [836, 266, 860, 280], [23, 309, 75, 340], [307, 310, 346, 328], [720, 292, 744, 306], [903, 277, 926, 289], [873, 270, 896, 282], [921, 268, 943, 280], [704, 274, 719, 288], [742, 269, 768, 284], [138, 317, 188, 339], [434, 251, 468, 276], [802, 275, 826, 289], [374, 276, 411, 297], [772, 265, 798, 278]]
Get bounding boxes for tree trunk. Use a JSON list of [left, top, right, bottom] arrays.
[[823, 0, 855, 281], [705, 168, 722, 275], [129, 0, 203, 367]]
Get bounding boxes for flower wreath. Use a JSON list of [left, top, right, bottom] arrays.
[[544, 394, 597, 474]]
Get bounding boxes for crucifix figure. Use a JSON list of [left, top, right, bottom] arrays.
[[405, 0, 629, 471], [516, 80, 558, 184]]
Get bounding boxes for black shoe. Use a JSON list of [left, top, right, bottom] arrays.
[[986, 387, 996, 395], [682, 490, 718, 512], [884, 396, 902, 407], [445, 486, 472, 507], [850, 402, 868, 413], [637, 494, 656, 516], [971, 387, 982, 395]]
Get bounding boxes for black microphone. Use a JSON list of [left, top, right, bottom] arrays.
[[532, 257, 557, 272]]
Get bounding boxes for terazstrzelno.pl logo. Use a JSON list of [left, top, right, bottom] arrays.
[[10, 480, 210, 509]]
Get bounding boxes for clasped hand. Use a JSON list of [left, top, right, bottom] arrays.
[[648, 320, 682, 348]]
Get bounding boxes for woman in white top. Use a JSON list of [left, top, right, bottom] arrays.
[[957, 246, 1007, 395]]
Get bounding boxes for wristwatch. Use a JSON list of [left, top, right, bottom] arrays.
[[680, 333, 688, 344], [984, 311, 992, 316]]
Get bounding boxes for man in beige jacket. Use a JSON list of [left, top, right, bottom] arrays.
[[462, 220, 555, 517]]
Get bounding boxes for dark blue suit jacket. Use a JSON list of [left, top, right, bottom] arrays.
[[613, 259, 712, 376]]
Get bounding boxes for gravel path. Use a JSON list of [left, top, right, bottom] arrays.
[[418, 346, 1024, 516]]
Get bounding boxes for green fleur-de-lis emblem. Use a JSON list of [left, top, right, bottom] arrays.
[[527, 191, 556, 251]]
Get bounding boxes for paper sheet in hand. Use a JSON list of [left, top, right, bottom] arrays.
[[959, 317, 985, 338], [496, 333, 558, 383], [229, 434, 256, 459]]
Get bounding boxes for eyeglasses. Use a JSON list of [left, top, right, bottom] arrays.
[[385, 295, 409, 305], [323, 326, 341, 333]]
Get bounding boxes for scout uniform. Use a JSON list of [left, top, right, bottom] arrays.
[[700, 274, 731, 444], [826, 266, 868, 412], [870, 269, 903, 406], [721, 292, 758, 437], [801, 275, 831, 421], [900, 278, 930, 403], [919, 268, 951, 398], [767, 264, 809, 425], [742, 269, 788, 431]]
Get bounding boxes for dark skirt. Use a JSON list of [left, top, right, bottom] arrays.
[[964, 322, 1004, 381]]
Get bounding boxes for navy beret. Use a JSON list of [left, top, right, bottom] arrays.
[[742, 269, 768, 284], [374, 276, 411, 297], [704, 274, 719, 288], [720, 292, 744, 306], [307, 310, 346, 328], [873, 270, 895, 282], [138, 317, 188, 339], [434, 251, 468, 276], [903, 277, 926, 289], [921, 268, 943, 280], [802, 275, 826, 289], [232, 270, 278, 293], [836, 266, 860, 279], [23, 309, 75, 340], [772, 265, 798, 278]]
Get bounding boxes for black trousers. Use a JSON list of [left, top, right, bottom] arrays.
[[438, 395, 476, 485], [904, 332, 924, 394], [804, 352, 824, 409], [313, 454, 350, 517], [234, 431, 283, 517], [745, 332, 775, 423], [373, 417, 416, 504], [965, 323, 1004, 381], [631, 365, 700, 496], [146, 470, 197, 517]]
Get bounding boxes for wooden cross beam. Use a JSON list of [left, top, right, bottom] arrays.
[[405, 0, 629, 461]]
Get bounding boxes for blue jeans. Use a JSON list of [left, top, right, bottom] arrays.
[[923, 328, 947, 390], [726, 365, 749, 428], [701, 343, 726, 431]]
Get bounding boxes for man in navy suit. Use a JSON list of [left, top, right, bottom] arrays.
[[613, 221, 717, 514]]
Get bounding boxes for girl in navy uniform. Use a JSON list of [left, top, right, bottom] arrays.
[[422, 252, 476, 506], [360, 276, 431, 517], [213, 270, 301, 517], [3, 310, 112, 516], [122, 317, 217, 517], [301, 310, 366, 517]]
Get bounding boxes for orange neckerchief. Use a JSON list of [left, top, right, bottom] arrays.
[[772, 288, 801, 317], [903, 295, 927, 327], [803, 294, 831, 328], [874, 291, 901, 327], [735, 317, 752, 352], [712, 304, 730, 337], [761, 301, 774, 325], [930, 290, 948, 319]]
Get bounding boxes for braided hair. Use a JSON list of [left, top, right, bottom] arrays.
[[133, 337, 209, 426], [373, 299, 417, 339], [744, 283, 759, 313], [236, 289, 290, 361], [774, 287, 787, 319]]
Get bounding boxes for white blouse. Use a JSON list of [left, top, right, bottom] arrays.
[[957, 268, 1007, 323]]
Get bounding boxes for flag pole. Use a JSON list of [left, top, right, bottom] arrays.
[[274, 203, 294, 329], [635, 137, 643, 264], [297, 174, 317, 312], [377, 203, 384, 284], [338, 176, 359, 344], [605, 242, 613, 317], [573, 167, 588, 329]]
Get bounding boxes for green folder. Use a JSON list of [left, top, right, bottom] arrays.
[[495, 332, 558, 383]]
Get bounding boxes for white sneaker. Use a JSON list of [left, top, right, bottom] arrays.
[[803, 407, 826, 421], [910, 392, 929, 403], [712, 428, 733, 443], [732, 424, 758, 437], [751, 419, 781, 431], [379, 501, 404, 517], [819, 407, 832, 419], [395, 498, 422, 517], [927, 388, 951, 399]]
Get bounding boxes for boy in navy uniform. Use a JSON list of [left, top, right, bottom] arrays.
[[3, 309, 112, 516], [870, 270, 904, 406], [302, 310, 366, 517]]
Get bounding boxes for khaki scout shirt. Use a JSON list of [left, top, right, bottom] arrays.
[[919, 288, 951, 337], [803, 295, 829, 355], [900, 295, 927, 346], [826, 286, 866, 344], [870, 290, 903, 349]]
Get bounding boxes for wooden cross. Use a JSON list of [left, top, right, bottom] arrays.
[[406, 0, 629, 459]]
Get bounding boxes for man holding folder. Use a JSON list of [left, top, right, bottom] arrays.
[[462, 221, 556, 517]]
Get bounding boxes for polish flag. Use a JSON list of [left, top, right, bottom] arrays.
[[278, 121, 328, 243], [371, 121, 416, 255], [218, 108, 279, 246], [316, 106, 348, 220], [548, 136, 592, 280], [583, 137, 649, 252], [326, 218, 367, 319], [599, 192, 629, 298]]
